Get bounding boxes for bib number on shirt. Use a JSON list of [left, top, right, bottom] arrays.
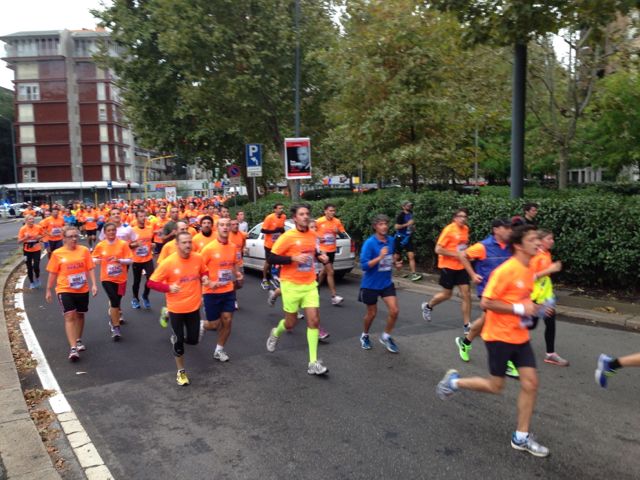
[[379, 254, 393, 272], [107, 263, 123, 277], [271, 232, 281, 242], [457, 244, 468, 252], [51, 227, 62, 236], [136, 245, 149, 257], [297, 256, 314, 272], [323, 233, 336, 246], [218, 269, 234, 284], [69, 272, 87, 289]]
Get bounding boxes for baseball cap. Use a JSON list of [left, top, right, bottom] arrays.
[[401, 200, 413, 207], [492, 218, 512, 229]]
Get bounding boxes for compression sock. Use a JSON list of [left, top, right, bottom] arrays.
[[463, 337, 472, 346], [610, 358, 622, 370], [307, 328, 319, 363], [274, 319, 287, 337]]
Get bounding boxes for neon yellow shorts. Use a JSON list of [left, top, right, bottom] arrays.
[[281, 280, 319, 313]]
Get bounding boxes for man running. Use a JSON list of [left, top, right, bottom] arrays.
[[130, 210, 156, 309], [192, 216, 215, 252], [394, 200, 422, 281], [422, 208, 472, 333], [158, 221, 188, 264], [436, 225, 550, 458], [152, 206, 169, 254], [316, 203, 345, 305], [18, 215, 44, 289], [148, 232, 210, 386], [596, 352, 640, 388], [99, 208, 136, 243], [199, 217, 243, 362], [82, 205, 99, 251], [260, 203, 286, 290], [266, 203, 330, 375], [359, 214, 403, 352], [45, 226, 98, 361], [236, 211, 248, 233]]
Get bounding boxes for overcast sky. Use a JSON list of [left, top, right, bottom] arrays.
[[0, 0, 112, 90]]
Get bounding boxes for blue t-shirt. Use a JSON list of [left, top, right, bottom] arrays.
[[360, 234, 395, 290], [63, 214, 76, 226]]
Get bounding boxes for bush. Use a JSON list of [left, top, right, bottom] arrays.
[[301, 188, 354, 201], [224, 195, 250, 207]]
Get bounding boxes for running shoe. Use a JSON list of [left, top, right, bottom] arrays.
[[511, 434, 550, 457], [159, 307, 169, 328], [360, 334, 372, 350], [214, 349, 230, 362], [379, 336, 399, 353], [29, 282, 36, 289], [410, 273, 423, 282], [269, 277, 281, 290], [436, 369, 459, 400], [307, 360, 328, 375], [112, 325, 121, 341], [234, 301, 239, 311], [266, 328, 279, 352], [119, 316, 126, 325], [319, 327, 330, 341], [68, 347, 80, 362], [176, 370, 190, 386], [297, 311, 305, 320], [595, 353, 615, 388], [199, 320, 206, 342], [267, 290, 277, 307], [455, 336, 471, 362], [506, 360, 520, 379], [131, 298, 141, 309], [421, 302, 432, 322], [331, 295, 344, 306], [75, 339, 86, 352], [141, 297, 151, 309], [544, 352, 569, 367], [260, 279, 271, 290], [463, 323, 471, 335]]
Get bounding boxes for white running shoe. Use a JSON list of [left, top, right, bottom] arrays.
[[213, 349, 229, 362], [266, 328, 279, 352], [307, 360, 328, 375], [267, 290, 277, 307], [331, 295, 344, 306]]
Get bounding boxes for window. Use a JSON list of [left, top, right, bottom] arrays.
[[19, 125, 35, 143], [17, 40, 37, 57], [18, 104, 34, 122], [16, 62, 38, 80], [98, 104, 107, 121], [23, 168, 37, 182], [21, 147, 36, 164], [99, 124, 109, 142], [101, 145, 110, 162], [97, 82, 106, 101], [18, 83, 40, 101], [102, 165, 110, 181]]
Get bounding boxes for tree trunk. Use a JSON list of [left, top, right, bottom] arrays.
[[558, 148, 569, 190]]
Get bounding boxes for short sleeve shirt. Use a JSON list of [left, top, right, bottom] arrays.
[[19, 224, 43, 252], [149, 252, 207, 313], [200, 239, 241, 294], [437, 222, 469, 270], [92, 239, 132, 283], [131, 225, 154, 263], [271, 228, 317, 285], [315, 216, 346, 253], [46, 245, 94, 294], [263, 213, 287, 249]]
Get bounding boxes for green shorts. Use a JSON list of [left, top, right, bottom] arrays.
[[281, 280, 320, 313]]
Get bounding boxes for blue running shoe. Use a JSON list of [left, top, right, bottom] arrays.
[[131, 298, 141, 309], [595, 353, 615, 388], [141, 297, 151, 309], [436, 369, 460, 400], [379, 336, 399, 353], [360, 334, 372, 350]]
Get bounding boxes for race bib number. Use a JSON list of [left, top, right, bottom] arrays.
[[297, 255, 314, 272], [69, 272, 87, 289], [271, 232, 281, 242], [457, 243, 468, 252], [98, 215, 105, 222], [323, 234, 336, 246], [51, 227, 62, 236], [107, 263, 123, 277], [86, 217, 94, 223], [189, 217, 197, 224], [379, 254, 393, 272], [136, 245, 149, 257], [218, 269, 234, 284]]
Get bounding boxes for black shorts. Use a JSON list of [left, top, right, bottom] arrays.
[[154, 242, 164, 255], [393, 236, 415, 253], [203, 291, 236, 321], [358, 285, 396, 305], [101, 281, 126, 308], [439, 268, 469, 289], [57, 292, 89, 314], [49, 239, 63, 252], [264, 247, 272, 261], [85, 229, 97, 237], [169, 309, 200, 357], [485, 341, 536, 377], [323, 252, 336, 264]]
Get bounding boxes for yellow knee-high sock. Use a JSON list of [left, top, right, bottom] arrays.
[[307, 328, 319, 363]]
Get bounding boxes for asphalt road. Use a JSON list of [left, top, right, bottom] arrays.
[[8, 224, 640, 479]]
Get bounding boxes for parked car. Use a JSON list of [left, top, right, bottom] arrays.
[[243, 220, 356, 279], [0, 203, 41, 218]]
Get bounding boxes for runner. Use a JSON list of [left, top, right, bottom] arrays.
[[421, 208, 472, 333], [358, 214, 403, 352], [40, 206, 65, 254], [82, 205, 99, 251], [129, 210, 156, 310], [199, 217, 243, 362], [260, 203, 286, 289], [436, 225, 550, 458], [18, 215, 44, 289], [265, 203, 330, 375], [92, 222, 133, 340], [192, 216, 215, 252], [98, 208, 136, 243], [316, 203, 345, 305], [148, 232, 210, 386], [394, 200, 422, 281], [152, 206, 169, 254], [596, 352, 640, 388], [158, 221, 188, 264], [236, 210, 248, 233], [45, 226, 98, 361]]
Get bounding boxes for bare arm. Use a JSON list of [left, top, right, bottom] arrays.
[[480, 297, 537, 316], [435, 244, 459, 258]]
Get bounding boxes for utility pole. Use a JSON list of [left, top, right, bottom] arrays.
[[291, 0, 301, 201]]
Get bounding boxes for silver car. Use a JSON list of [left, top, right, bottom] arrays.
[[243, 220, 355, 279]]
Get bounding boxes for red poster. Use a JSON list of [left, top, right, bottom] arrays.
[[284, 137, 312, 180]]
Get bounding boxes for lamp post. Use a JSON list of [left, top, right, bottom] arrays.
[[0, 114, 19, 203], [291, 0, 301, 201], [144, 154, 175, 199]]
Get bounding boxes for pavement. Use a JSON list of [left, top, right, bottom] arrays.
[[1, 230, 640, 478]]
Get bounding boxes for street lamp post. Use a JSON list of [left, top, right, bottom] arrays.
[[0, 114, 19, 203], [291, 0, 301, 202]]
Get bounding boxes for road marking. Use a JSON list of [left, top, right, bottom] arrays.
[[15, 274, 115, 480]]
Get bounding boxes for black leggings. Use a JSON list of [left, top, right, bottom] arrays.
[[544, 313, 556, 353], [132, 260, 155, 300], [169, 310, 200, 357], [24, 250, 41, 283]]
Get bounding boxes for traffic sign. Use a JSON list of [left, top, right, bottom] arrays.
[[107, 180, 113, 190], [227, 165, 241, 178], [246, 144, 263, 177]]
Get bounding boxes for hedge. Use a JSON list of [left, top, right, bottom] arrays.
[[231, 189, 640, 290]]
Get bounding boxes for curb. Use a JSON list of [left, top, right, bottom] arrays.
[[347, 268, 640, 333], [0, 255, 62, 479]]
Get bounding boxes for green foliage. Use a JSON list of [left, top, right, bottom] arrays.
[[301, 188, 354, 201]]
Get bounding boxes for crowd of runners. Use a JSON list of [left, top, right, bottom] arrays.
[[16, 196, 640, 458]]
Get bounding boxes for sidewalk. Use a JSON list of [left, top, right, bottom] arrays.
[[349, 267, 640, 333], [0, 255, 61, 480]]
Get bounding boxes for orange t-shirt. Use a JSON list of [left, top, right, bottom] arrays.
[[131, 225, 154, 263], [192, 232, 215, 252], [97, 208, 110, 223], [83, 209, 98, 230], [92, 239, 132, 283], [315, 216, 345, 253], [464, 242, 486, 261], [530, 250, 552, 275], [262, 213, 287, 249], [46, 245, 94, 294], [481, 257, 534, 345], [271, 228, 318, 285], [22, 208, 37, 218], [40, 216, 66, 241], [437, 222, 469, 270], [229, 230, 246, 252], [149, 252, 207, 313], [19, 224, 44, 252], [153, 217, 169, 243], [200, 239, 241, 294], [184, 209, 200, 226], [158, 239, 178, 264]]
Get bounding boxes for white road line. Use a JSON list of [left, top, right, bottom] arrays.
[[15, 274, 115, 480]]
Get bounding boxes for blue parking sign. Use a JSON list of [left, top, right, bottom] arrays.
[[246, 144, 263, 177]]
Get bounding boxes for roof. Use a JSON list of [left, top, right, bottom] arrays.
[[0, 30, 62, 40]]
